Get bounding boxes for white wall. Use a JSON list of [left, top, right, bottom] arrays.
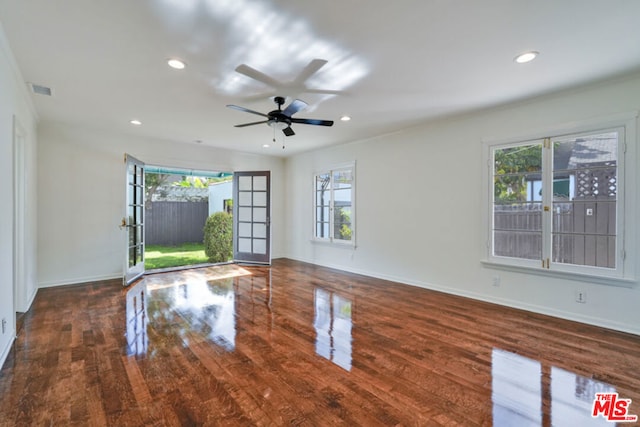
[[37, 122, 285, 287], [0, 24, 38, 367], [285, 73, 640, 335]]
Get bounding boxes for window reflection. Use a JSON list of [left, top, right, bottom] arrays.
[[551, 366, 615, 426], [125, 280, 148, 356], [314, 288, 352, 371], [492, 349, 542, 426], [173, 278, 236, 351], [492, 348, 615, 426]]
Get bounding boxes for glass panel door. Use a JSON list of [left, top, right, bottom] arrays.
[[124, 154, 145, 285], [233, 171, 271, 264]]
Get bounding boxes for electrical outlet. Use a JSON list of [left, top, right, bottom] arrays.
[[492, 276, 501, 287], [575, 291, 587, 304]]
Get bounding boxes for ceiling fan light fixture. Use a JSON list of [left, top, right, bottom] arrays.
[[514, 51, 539, 64], [269, 120, 289, 130], [167, 58, 186, 69]]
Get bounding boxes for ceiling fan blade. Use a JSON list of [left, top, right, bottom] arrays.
[[226, 104, 269, 118], [235, 64, 282, 88], [303, 88, 349, 96], [240, 91, 278, 103], [234, 120, 269, 128], [282, 99, 308, 117], [290, 118, 334, 127], [282, 126, 295, 137], [293, 59, 328, 85]]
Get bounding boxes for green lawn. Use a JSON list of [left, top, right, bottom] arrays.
[[145, 242, 208, 269]]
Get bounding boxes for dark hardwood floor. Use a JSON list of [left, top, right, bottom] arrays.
[[1, 259, 639, 426]]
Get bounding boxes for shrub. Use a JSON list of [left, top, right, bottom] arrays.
[[203, 212, 233, 263]]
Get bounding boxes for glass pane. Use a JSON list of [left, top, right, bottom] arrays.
[[253, 192, 267, 207], [493, 230, 542, 260], [238, 207, 251, 222], [253, 176, 267, 191], [552, 234, 615, 268], [334, 206, 352, 241], [239, 176, 252, 191], [316, 222, 329, 239], [238, 238, 251, 253], [494, 176, 542, 204], [238, 222, 251, 238], [333, 169, 352, 187], [127, 164, 135, 184], [493, 203, 542, 232], [135, 226, 143, 245], [494, 143, 543, 211], [551, 130, 618, 270], [316, 190, 330, 207], [333, 188, 351, 204], [129, 247, 136, 267], [238, 191, 251, 206], [135, 187, 144, 205], [316, 207, 330, 222], [253, 239, 266, 254], [553, 131, 617, 172], [253, 223, 266, 238], [316, 174, 331, 191], [494, 144, 542, 175], [138, 245, 144, 263], [253, 207, 266, 222]]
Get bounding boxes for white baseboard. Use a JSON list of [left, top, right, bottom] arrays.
[[0, 336, 15, 370], [284, 255, 640, 337], [38, 274, 122, 289]]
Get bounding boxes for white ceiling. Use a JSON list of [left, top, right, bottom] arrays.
[[2, 0, 640, 156]]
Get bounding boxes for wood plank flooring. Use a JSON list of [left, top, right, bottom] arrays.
[[1, 259, 639, 426]]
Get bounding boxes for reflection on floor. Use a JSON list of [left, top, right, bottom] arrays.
[[313, 288, 352, 371], [1, 259, 639, 425], [492, 348, 617, 426]]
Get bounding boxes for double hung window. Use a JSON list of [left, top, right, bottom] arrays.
[[314, 165, 355, 244], [486, 120, 633, 280]]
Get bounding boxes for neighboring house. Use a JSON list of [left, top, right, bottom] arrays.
[[208, 181, 233, 216]]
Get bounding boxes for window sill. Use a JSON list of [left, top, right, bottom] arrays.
[[481, 260, 636, 288], [311, 238, 356, 249]]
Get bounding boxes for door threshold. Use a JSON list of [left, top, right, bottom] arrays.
[[144, 261, 234, 276]]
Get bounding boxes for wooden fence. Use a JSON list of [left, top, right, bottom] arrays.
[[494, 197, 616, 268], [145, 201, 208, 246]]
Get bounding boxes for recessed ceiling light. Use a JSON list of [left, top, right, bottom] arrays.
[[130, 119, 142, 126], [167, 58, 186, 70], [340, 115, 351, 121], [262, 144, 271, 149], [514, 51, 539, 64]]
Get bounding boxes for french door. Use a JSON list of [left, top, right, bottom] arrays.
[[233, 171, 271, 264], [124, 154, 145, 285]]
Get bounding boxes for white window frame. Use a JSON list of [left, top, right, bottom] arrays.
[[481, 113, 637, 285], [313, 162, 356, 246]]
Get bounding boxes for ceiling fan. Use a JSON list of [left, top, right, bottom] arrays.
[[227, 96, 333, 137]]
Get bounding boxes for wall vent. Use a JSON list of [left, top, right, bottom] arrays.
[[29, 83, 52, 96]]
